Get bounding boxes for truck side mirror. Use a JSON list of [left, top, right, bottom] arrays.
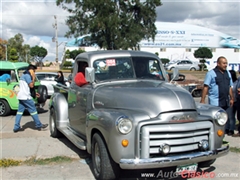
[[169, 68, 179, 83], [85, 67, 95, 83]]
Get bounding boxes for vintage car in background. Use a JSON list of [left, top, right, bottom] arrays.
[[0, 61, 48, 116], [180, 81, 203, 97], [49, 50, 229, 180], [165, 60, 200, 71], [168, 72, 203, 97], [35, 72, 70, 96]]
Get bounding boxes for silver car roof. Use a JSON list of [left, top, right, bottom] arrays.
[[75, 50, 159, 65]]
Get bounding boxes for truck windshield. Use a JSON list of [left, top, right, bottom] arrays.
[[93, 56, 166, 82]]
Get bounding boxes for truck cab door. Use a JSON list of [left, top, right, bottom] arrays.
[[68, 60, 91, 135], [68, 83, 91, 135]]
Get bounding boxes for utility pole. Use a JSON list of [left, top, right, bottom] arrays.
[[53, 15, 58, 63]]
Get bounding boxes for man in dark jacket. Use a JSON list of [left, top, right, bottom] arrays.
[[200, 56, 234, 135]]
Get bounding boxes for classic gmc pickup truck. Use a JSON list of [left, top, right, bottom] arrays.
[[49, 50, 229, 180]]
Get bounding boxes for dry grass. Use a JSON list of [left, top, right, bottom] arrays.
[[0, 156, 75, 167]]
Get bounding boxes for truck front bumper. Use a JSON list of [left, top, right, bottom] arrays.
[[119, 145, 229, 169]]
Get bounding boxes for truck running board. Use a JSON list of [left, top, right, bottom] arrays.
[[59, 127, 86, 150]]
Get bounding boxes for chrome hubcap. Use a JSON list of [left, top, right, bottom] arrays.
[[94, 143, 101, 173]]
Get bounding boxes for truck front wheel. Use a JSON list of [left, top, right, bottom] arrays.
[[49, 108, 62, 138], [92, 133, 119, 180]]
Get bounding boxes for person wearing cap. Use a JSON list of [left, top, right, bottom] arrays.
[[13, 64, 48, 133]]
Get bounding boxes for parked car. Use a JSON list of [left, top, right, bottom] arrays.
[[35, 72, 70, 96], [165, 60, 200, 71], [49, 50, 228, 180], [0, 62, 48, 116]]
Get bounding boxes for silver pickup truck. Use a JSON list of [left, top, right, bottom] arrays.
[[49, 50, 229, 180]]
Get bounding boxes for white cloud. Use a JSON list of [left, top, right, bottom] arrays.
[[25, 36, 42, 46], [157, 0, 240, 39], [2, 1, 69, 38]]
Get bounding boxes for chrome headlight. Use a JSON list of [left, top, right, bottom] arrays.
[[159, 144, 171, 155], [116, 116, 133, 134], [214, 109, 228, 126]]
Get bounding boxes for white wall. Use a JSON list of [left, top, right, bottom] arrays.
[[64, 45, 240, 71]]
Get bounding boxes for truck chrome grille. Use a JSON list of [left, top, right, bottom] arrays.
[[140, 121, 213, 158]]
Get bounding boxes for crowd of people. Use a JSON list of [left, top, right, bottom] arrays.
[[200, 56, 240, 137]]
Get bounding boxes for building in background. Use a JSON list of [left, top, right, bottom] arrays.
[[64, 22, 240, 71]]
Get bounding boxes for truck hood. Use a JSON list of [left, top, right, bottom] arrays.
[[93, 81, 196, 118]]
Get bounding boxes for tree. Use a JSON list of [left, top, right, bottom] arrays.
[[62, 61, 73, 69], [22, 44, 31, 63], [56, 0, 162, 50], [65, 49, 71, 59], [7, 33, 31, 62], [160, 58, 170, 65], [9, 48, 19, 62], [194, 47, 213, 71], [0, 38, 8, 60], [69, 49, 86, 60], [30, 46, 48, 68]]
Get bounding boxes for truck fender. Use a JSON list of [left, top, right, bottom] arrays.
[[50, 93, 69, 124], [85, 110, 114, 155]]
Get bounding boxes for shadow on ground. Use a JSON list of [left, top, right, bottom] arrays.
[[55, 136, 94, 175]]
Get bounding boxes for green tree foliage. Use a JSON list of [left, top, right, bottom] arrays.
[[69, 49, 86, 60], [56, 0, 162, 50], [65, 49, 71, 59], [30, 46, 48, 67], [0, 38, 8, 60], [9, 48, 19, 62], [160, 58, 170, 65], [194, 47, 213, 71], [62, 61, 73, 69], [7, 33, 31, 62], [44, 62, 53, 67], [22, 44, 31, 63]]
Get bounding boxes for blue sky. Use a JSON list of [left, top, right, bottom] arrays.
[[1, 0, 239, 62]]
